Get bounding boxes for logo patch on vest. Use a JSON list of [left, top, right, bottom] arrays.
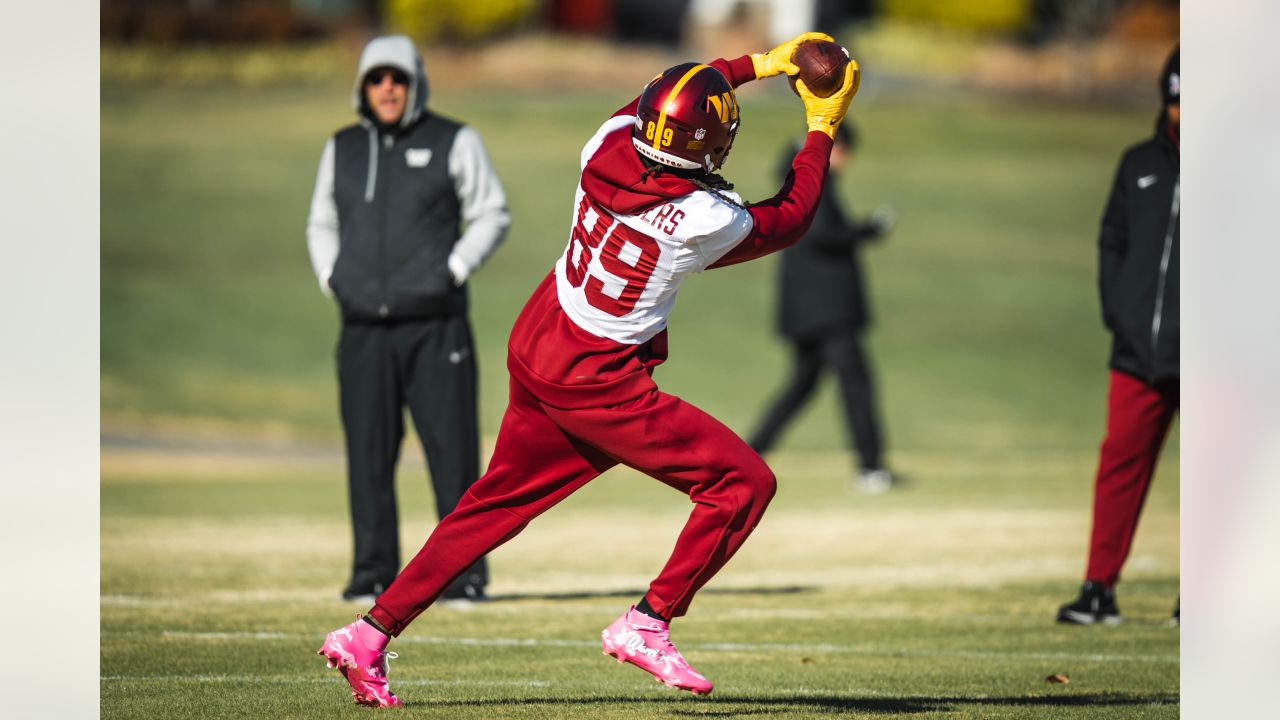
[[405, 148, 433, 168]]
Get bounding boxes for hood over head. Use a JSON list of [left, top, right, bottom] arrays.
[[1160, 45, 1179, 107], [1154, 45, 1179, 148], [581, 125, 699, 216], [352, 35, 429, 129]]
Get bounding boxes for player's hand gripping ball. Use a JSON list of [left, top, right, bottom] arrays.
[[788, 40, 851, 98]]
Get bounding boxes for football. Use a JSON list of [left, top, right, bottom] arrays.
[[788, 40, 850, 98]]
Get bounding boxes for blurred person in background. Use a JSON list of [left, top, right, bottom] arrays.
[[747, 123, 900, 493], [318, 32, 860, 707], [306, 35, 510, 605], [1057, 46, 1179, 626]]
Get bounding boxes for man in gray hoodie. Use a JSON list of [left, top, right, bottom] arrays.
[[307, 35, 510, 603]]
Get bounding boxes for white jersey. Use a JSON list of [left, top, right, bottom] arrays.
[[555, 116, 754, 345]]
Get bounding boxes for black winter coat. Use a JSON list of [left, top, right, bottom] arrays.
[[1098, 115, 1180, 383], [775, 150, 881, 340]]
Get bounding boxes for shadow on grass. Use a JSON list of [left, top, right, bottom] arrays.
[[423, 691, 1178, 715], [486, 586, 815, 603]]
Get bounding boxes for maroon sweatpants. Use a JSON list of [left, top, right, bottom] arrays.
[[1084, 369, 1179, 587], [369, 378, 777, 635]]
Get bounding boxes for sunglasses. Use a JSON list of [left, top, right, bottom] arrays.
[[366, 69, 409, 87]]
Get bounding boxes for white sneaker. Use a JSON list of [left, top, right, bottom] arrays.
[[855, 468, 894, 494]]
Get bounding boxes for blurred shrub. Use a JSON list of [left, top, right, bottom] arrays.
[[384, 0, 535, 44], [102, 43, 357, 87], [881, 0, 1030, 34], [102, 0, 329, 43]]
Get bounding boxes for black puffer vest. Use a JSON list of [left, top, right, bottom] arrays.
[[329, 112, 465, 321]]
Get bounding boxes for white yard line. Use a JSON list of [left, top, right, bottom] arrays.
[[98, 630, 1178, 664], [98, 593, 1172, 628], [100, 674, 551, 687]]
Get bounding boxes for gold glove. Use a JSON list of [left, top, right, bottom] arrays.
[[750, 31, 835, 79], [797, 60, 860, 138]]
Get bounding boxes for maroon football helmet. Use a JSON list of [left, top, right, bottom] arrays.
[[631, 62, 740, 173]]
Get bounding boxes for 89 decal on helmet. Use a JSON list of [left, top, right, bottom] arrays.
[[631, 63, 739, 173]]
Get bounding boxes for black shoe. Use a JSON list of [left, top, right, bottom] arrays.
[[341, 579, 388, 603], [440, 582, 487, 603], [1171, 596, 1179, 626], [1056, 581, 1122, 625]]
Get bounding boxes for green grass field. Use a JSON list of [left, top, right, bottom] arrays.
[[102, 72, 1178, 718]]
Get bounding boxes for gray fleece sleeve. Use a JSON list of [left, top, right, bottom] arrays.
[[447, 126, 511, 285], [306, 138, 339, 298]]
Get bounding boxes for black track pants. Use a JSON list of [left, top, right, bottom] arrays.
[[338, 315, 488, 591], [748, 329, 884, 471]]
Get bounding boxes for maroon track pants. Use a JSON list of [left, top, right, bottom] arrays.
[[369, 378, 777, 635], [1084, 369, 1179, 587]]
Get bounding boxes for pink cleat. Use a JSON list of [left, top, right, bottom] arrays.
[[601, 606, 713, 696], [318, 615, 403, 708]]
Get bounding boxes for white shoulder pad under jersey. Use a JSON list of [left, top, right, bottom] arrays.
[[554, 117, 754, 345]]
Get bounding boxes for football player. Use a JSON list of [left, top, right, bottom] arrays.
[[319, 32, 860, 706]]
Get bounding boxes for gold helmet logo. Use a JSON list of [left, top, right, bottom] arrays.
[[705, 92, 738, 123]]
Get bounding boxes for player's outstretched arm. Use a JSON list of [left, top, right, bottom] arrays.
[[710, 60, 860, 269], [611, 33, 833, 118], [705, 31, 836, 90], [607, 54, 755, 118]]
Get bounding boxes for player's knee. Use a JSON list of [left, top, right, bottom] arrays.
[[695, 453, 776, 517], [737, 459, 777, 508]]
